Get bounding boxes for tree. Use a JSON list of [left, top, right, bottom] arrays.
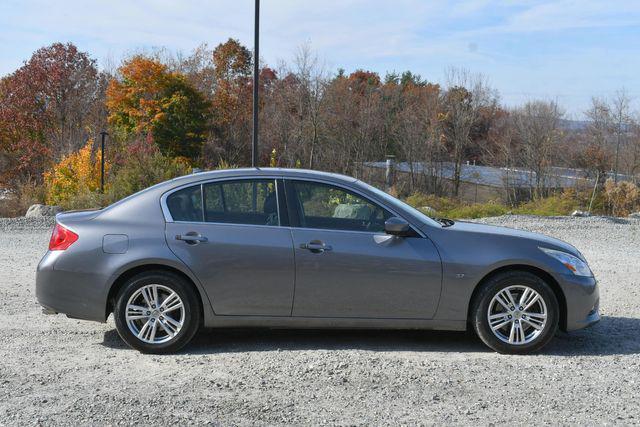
[[44, 139, 108, 209], [177, 43, 217, 99], [629, 116, 640, 181], [0, 42, 104, 185], [440, 68, 496, 196], [389, 80, 442, 193], [205, 39, 254, 166], [512, 101, 563, 198], [480, 108, 523, 203], [261, 45, 327, 169], [611, 90, 631, 182], [106, 56, 209, 160], [583, 97, 614, 183], [321, 70, 386, 175], [213, 38, 252, 82], [151, 77, 211, 160], [440, 86, 474, 196]]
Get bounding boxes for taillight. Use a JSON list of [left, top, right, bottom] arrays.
[[49, 223, 78, 251]]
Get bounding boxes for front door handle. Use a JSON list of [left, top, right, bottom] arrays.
[[300, 240, 332, 253], [175, 233, 208, 244]]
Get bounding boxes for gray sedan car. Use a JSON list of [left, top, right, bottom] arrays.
[[36, 168, 600, 354]]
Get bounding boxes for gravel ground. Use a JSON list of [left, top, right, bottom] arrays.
[[1, 215, 639, 425]]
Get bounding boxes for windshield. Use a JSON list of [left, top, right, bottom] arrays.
[[356, 180, 441, 228]]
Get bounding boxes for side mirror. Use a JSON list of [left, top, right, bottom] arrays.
[[384, 217, 412, 237]]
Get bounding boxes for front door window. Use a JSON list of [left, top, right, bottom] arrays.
[[290, 180, 392, 232]]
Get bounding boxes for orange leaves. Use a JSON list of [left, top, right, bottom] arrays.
[[604, 179, 640, 216], [106, 56, 209, 160], [106, 55, 196, 136], [212, 38, 251, 82], [44, 139, 108, 207], [106, 56, 171, 135]]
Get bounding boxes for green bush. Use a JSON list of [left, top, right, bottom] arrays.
[[404, 190, 600, 220], [443, 202, 510, 219], [405, 193, 459, 213], [405, 193, 508, 219], [106, 152, 192, 204], [514, 194, 577, 216]]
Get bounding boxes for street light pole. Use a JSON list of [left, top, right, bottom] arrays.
[[100, 131, 108, 193], [252, 0, 260, 167]]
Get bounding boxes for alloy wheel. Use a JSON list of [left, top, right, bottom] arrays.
[[487, 285, 548, 345], [125, 284, 185, 344]]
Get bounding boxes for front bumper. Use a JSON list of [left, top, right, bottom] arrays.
[[36, 251, 109, 322], [557, 273, 600, 331]]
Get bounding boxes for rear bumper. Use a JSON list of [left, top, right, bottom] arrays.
[[557, 273, 600, 331], [36, 251, 109, 322]]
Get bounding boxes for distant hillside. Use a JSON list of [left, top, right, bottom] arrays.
[[559, 119, 589, 131]]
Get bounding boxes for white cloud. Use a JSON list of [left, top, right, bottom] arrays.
[[1, 0, 638, 115]]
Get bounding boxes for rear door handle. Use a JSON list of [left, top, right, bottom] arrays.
[[300, 241, 332, 253], [175, 233, 208, 244]]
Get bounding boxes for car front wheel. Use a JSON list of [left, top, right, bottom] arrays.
[[114, 271, 201, 354], [472, 271, 559, 354]]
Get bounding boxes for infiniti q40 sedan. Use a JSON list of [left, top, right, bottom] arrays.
[[36, 168, 600, 354]]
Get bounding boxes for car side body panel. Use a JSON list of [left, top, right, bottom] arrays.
[[36, 168, 599, 334]]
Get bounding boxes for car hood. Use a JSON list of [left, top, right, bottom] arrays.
[[445, 220, 583, 259]]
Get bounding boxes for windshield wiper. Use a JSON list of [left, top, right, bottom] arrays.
[[435, 217, 455, 227]]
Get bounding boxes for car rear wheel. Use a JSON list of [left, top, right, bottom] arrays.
[[114, 271, 201, 354], [472, 271, 559, 354]]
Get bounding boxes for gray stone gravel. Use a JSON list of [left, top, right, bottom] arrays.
[[0, 216, 54, 232], [0, 215, 639, 425]]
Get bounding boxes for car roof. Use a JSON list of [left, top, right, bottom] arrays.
[[166, 167, 358, 187], [104, 168, 359, 212]]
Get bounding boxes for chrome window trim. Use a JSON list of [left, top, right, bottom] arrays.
[[289, 226, 391, 237], [170, 220, 286, 230], [161, 176, 283, 226], [166, 221, 386, 236], [160, 174, 425, 238]]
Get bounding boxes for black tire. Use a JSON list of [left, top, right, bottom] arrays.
[[471, 271, 559, 354], [114, 270, 201, 354]]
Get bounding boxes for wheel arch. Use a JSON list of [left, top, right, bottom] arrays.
[[467, 264, 568, 331], [106, 263, 208, 323]]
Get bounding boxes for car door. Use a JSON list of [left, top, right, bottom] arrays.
[[286, 179, 442, 319], [164, 178, 295, 316]]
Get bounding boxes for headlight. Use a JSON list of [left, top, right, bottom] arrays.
[[539, 247, 593, 277]]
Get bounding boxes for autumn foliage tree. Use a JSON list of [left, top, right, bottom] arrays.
[[0, 43, 105, 185], [44, 139, 108, 208], [106, 56, 209, 160], [4, 38, 640, 217], [205, 39, 254, 165]]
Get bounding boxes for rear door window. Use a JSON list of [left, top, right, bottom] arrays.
[[203, 179, 279, 226], [166, 185, 203, 222]]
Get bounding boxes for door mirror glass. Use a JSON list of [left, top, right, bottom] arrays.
[[384, 217, 412, 236]]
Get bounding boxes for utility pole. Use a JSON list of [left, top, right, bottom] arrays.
[[99, 131, 108, 193], [251, 0, 260, 167]]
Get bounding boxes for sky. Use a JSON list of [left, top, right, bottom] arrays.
[[1, 0, 639, 118]]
